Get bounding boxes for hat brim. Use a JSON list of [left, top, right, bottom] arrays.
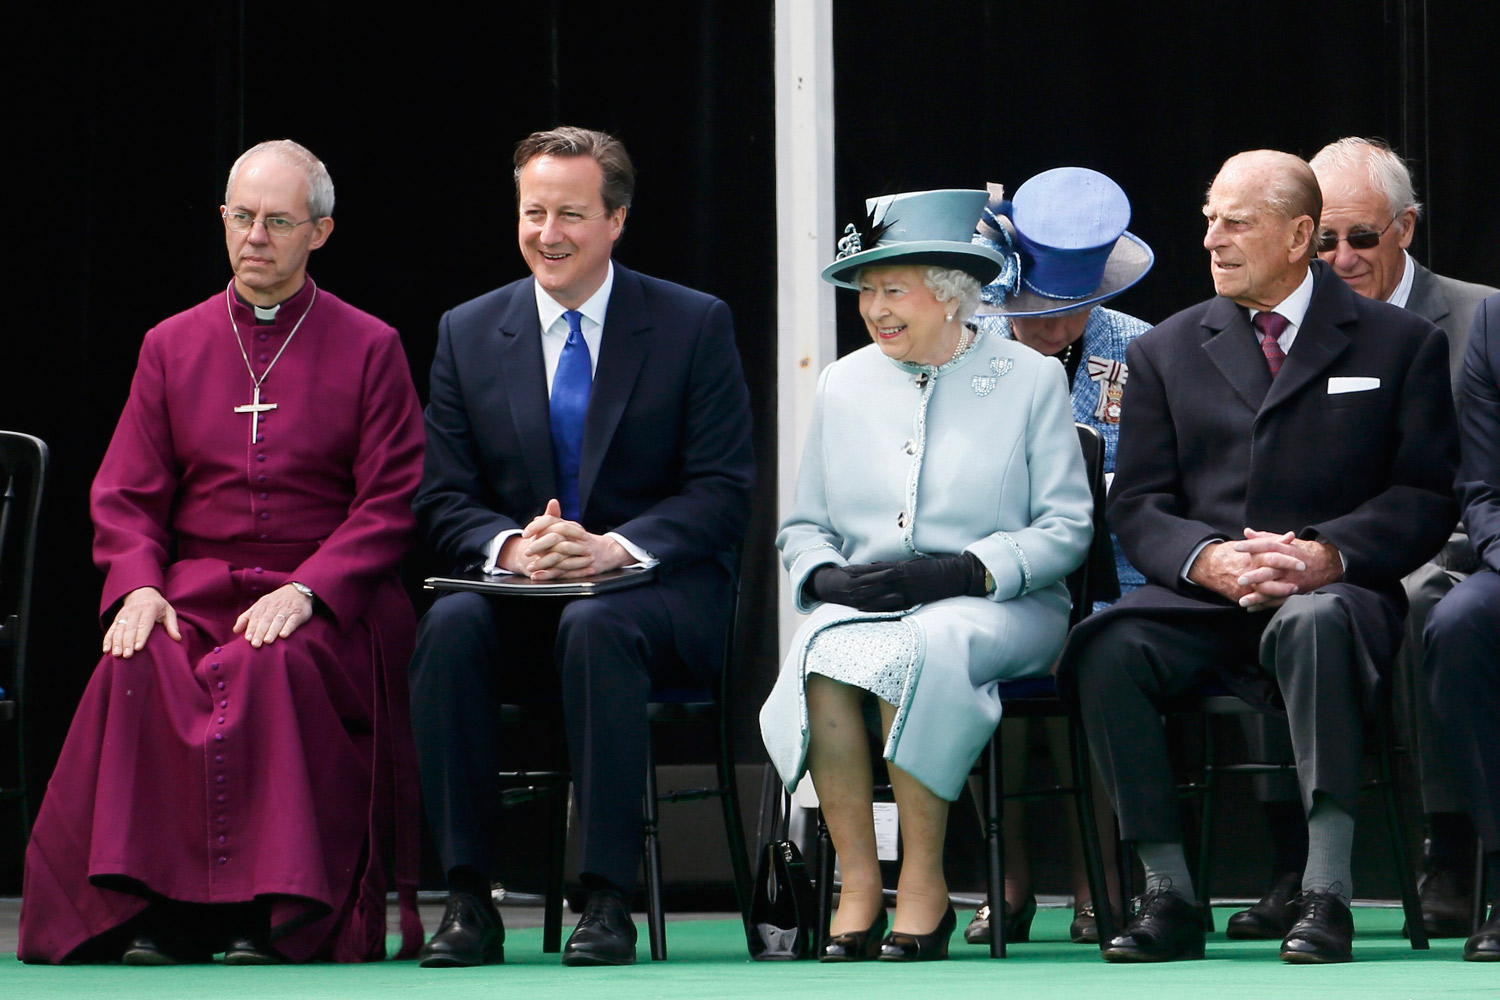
[[822, 241, 1006, 290], [975, 231, 1154, 317]]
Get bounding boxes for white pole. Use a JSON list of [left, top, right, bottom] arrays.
[[773, 0, 836, 660]]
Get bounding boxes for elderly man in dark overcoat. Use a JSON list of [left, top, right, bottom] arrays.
[[1059, 149, 1459, 965]]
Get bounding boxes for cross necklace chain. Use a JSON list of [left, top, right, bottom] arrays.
[[225, 279, 318, 444]]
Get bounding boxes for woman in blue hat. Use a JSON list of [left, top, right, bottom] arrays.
[[760, 189, 1093, 962], [964, 167, 1154, 947]]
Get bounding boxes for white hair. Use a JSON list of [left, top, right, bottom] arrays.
[[1309, 137, 1421, 220], [225, 139, 335, 219], [920, 267, 982, 322]]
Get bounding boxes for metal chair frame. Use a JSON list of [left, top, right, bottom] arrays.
[[492, 565, 752, 961]]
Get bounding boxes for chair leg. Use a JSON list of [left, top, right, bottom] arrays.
[[1376, 709, 1428, 950], [716, 715, 754, 927], [1193, 716, 1216, 932], [984, 732, 1006, 958], [1070, 713, 1116, 949], [543, 779, 568, 953], [642, 741, 667, 961], [1473, 841, 1489, 935], [815, 808, 833, 957]]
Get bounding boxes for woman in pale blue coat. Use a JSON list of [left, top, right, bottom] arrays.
[[760, 189, 1092, 962]]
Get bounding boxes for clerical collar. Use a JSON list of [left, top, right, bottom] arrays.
[[230, 279, 315, 326], [534, 260, 615, 334]]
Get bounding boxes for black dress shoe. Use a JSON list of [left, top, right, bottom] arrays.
[[121, 932, 210, 966], [222, 932, 284, 965], [1404, 853, 1475, 939], [1464, 909, 1499, 962], [878, 905, 956, 962], [1070, 901, 1120, 944], [963, 895, 1037, 945], [419, 893, 505, 968], [1226, 869, 1302, 940], [1279, 890, 1354, 964], [1101, 890, 1206, 963], [821, 907, 887, 962], [562, 891, 637, 966]]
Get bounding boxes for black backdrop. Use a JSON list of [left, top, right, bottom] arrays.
[[5, 1, 1497, 895]]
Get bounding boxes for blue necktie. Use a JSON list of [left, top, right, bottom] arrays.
[[550, 309, 592, 520]]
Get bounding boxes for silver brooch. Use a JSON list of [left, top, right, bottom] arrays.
[[972, 357, 1013, 396], [836, 223, 861, 260]]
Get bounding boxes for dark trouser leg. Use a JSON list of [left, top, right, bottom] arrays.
[[555, 586, 691, 893], [408, 592, 514, 876], [1071, 614, 1253, 843], [1404, 562, 1468, 815], [1259, 594, 1364, 817], [1427, 570, 1500, 851]]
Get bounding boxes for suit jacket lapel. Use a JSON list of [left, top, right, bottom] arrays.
[[1405, 262, 1450, 326], [579, 265, 649, 514], [1201, 296, 1273, 412], [1262, 265, 1353, 414], [496, 280, 558, 505]]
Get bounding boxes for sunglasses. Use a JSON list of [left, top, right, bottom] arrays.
[[1318, 215, 1397, 253]]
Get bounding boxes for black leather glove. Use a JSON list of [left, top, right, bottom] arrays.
[[807, 554, 988, 612]]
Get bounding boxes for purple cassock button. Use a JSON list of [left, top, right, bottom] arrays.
[[258, 354, 268, 362], [220, 700, 228, 708], [258, 333, 268, 341], [214, 646, 222, 653], [260, 534, 269, 540], [259, 493, 268, 500], [257, 475, 267, 483], [215, 755, 224, 763], [249, 586, 260, 594], [214, 733, 224, 741], [254, 567, 263, 573], [217, 716, 225, 724], [218, 835, 227, 845], [212, 663, 220, 671], [256, 454, 266, 462], [216, 775, 226, 784], [255, 435, 264, 444], [260, 512, 270, 520], [218, 857, 227, 865], [217, 815, 226, 824], [217, 795, 226, 803]]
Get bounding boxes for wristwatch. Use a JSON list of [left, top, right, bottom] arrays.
[[289, 581, 316, 602]]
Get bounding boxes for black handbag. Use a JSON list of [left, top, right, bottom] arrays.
[[746, 790, 816, 960]]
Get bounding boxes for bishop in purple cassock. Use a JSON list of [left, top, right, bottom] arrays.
[[18, 141, 425, 964]]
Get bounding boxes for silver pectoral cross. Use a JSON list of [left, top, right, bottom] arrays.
[[233, 384, 277, 444]]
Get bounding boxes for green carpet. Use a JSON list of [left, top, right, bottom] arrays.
[[3, 907, 1489, 999]]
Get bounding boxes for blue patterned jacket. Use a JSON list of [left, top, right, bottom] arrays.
[[974, 306, 1149, 600]]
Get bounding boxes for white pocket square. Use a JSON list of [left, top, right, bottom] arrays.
[[1327, 376, 1380, 394]]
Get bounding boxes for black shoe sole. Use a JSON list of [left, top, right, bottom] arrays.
[[1101, 943, 1205, 962], [418, 946, 504, 968], [561, 948, 635, 966]]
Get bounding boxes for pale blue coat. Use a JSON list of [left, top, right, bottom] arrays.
[[760, 330, 1093, 800]]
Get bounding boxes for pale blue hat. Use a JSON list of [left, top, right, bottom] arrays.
[[822, 189, 1009, 290]]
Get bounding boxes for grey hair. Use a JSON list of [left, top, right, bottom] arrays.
[[225, 139, 335, 219], [1309, 137, 1422, 220], [921, 267, 982, 323]]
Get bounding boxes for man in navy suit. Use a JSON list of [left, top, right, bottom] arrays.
[[1059, 150, 1458, 964], [1426, 293, 1500, 961], [408, 127, 754, 967]]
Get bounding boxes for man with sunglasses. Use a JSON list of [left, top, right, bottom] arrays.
[[1224, 139, 1499, 946], [18, 140, 426, 965]]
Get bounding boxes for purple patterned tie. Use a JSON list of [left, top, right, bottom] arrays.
[[1254, 311, 1288, 377]]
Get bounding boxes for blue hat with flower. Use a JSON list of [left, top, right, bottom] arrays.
[[822, 189, 1010, 290], [973, 167, 1153, 317]]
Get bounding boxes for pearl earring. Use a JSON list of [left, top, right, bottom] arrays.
[[945, 313, 954, 323]]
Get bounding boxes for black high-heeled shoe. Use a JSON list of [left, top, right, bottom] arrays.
[[878, 905, 957, 962], [821, 907, 888, 962]]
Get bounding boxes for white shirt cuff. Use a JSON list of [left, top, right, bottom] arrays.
[[1181, 538, 1224, 584], [606, 532, 659, 568], [483, 529, 523, 575]]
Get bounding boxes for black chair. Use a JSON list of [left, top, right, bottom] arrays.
[[812, 423, 1117, 957], [1168, 679, 1430, 949], [1, 431, 47, 845], [490, 566, 753, 961], [977, 423, 1116, 956]]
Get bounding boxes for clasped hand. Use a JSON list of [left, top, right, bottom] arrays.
[[1189, 528, 1342, 612], [808, 553, 986, 612], [498, 498, 630, 580]]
